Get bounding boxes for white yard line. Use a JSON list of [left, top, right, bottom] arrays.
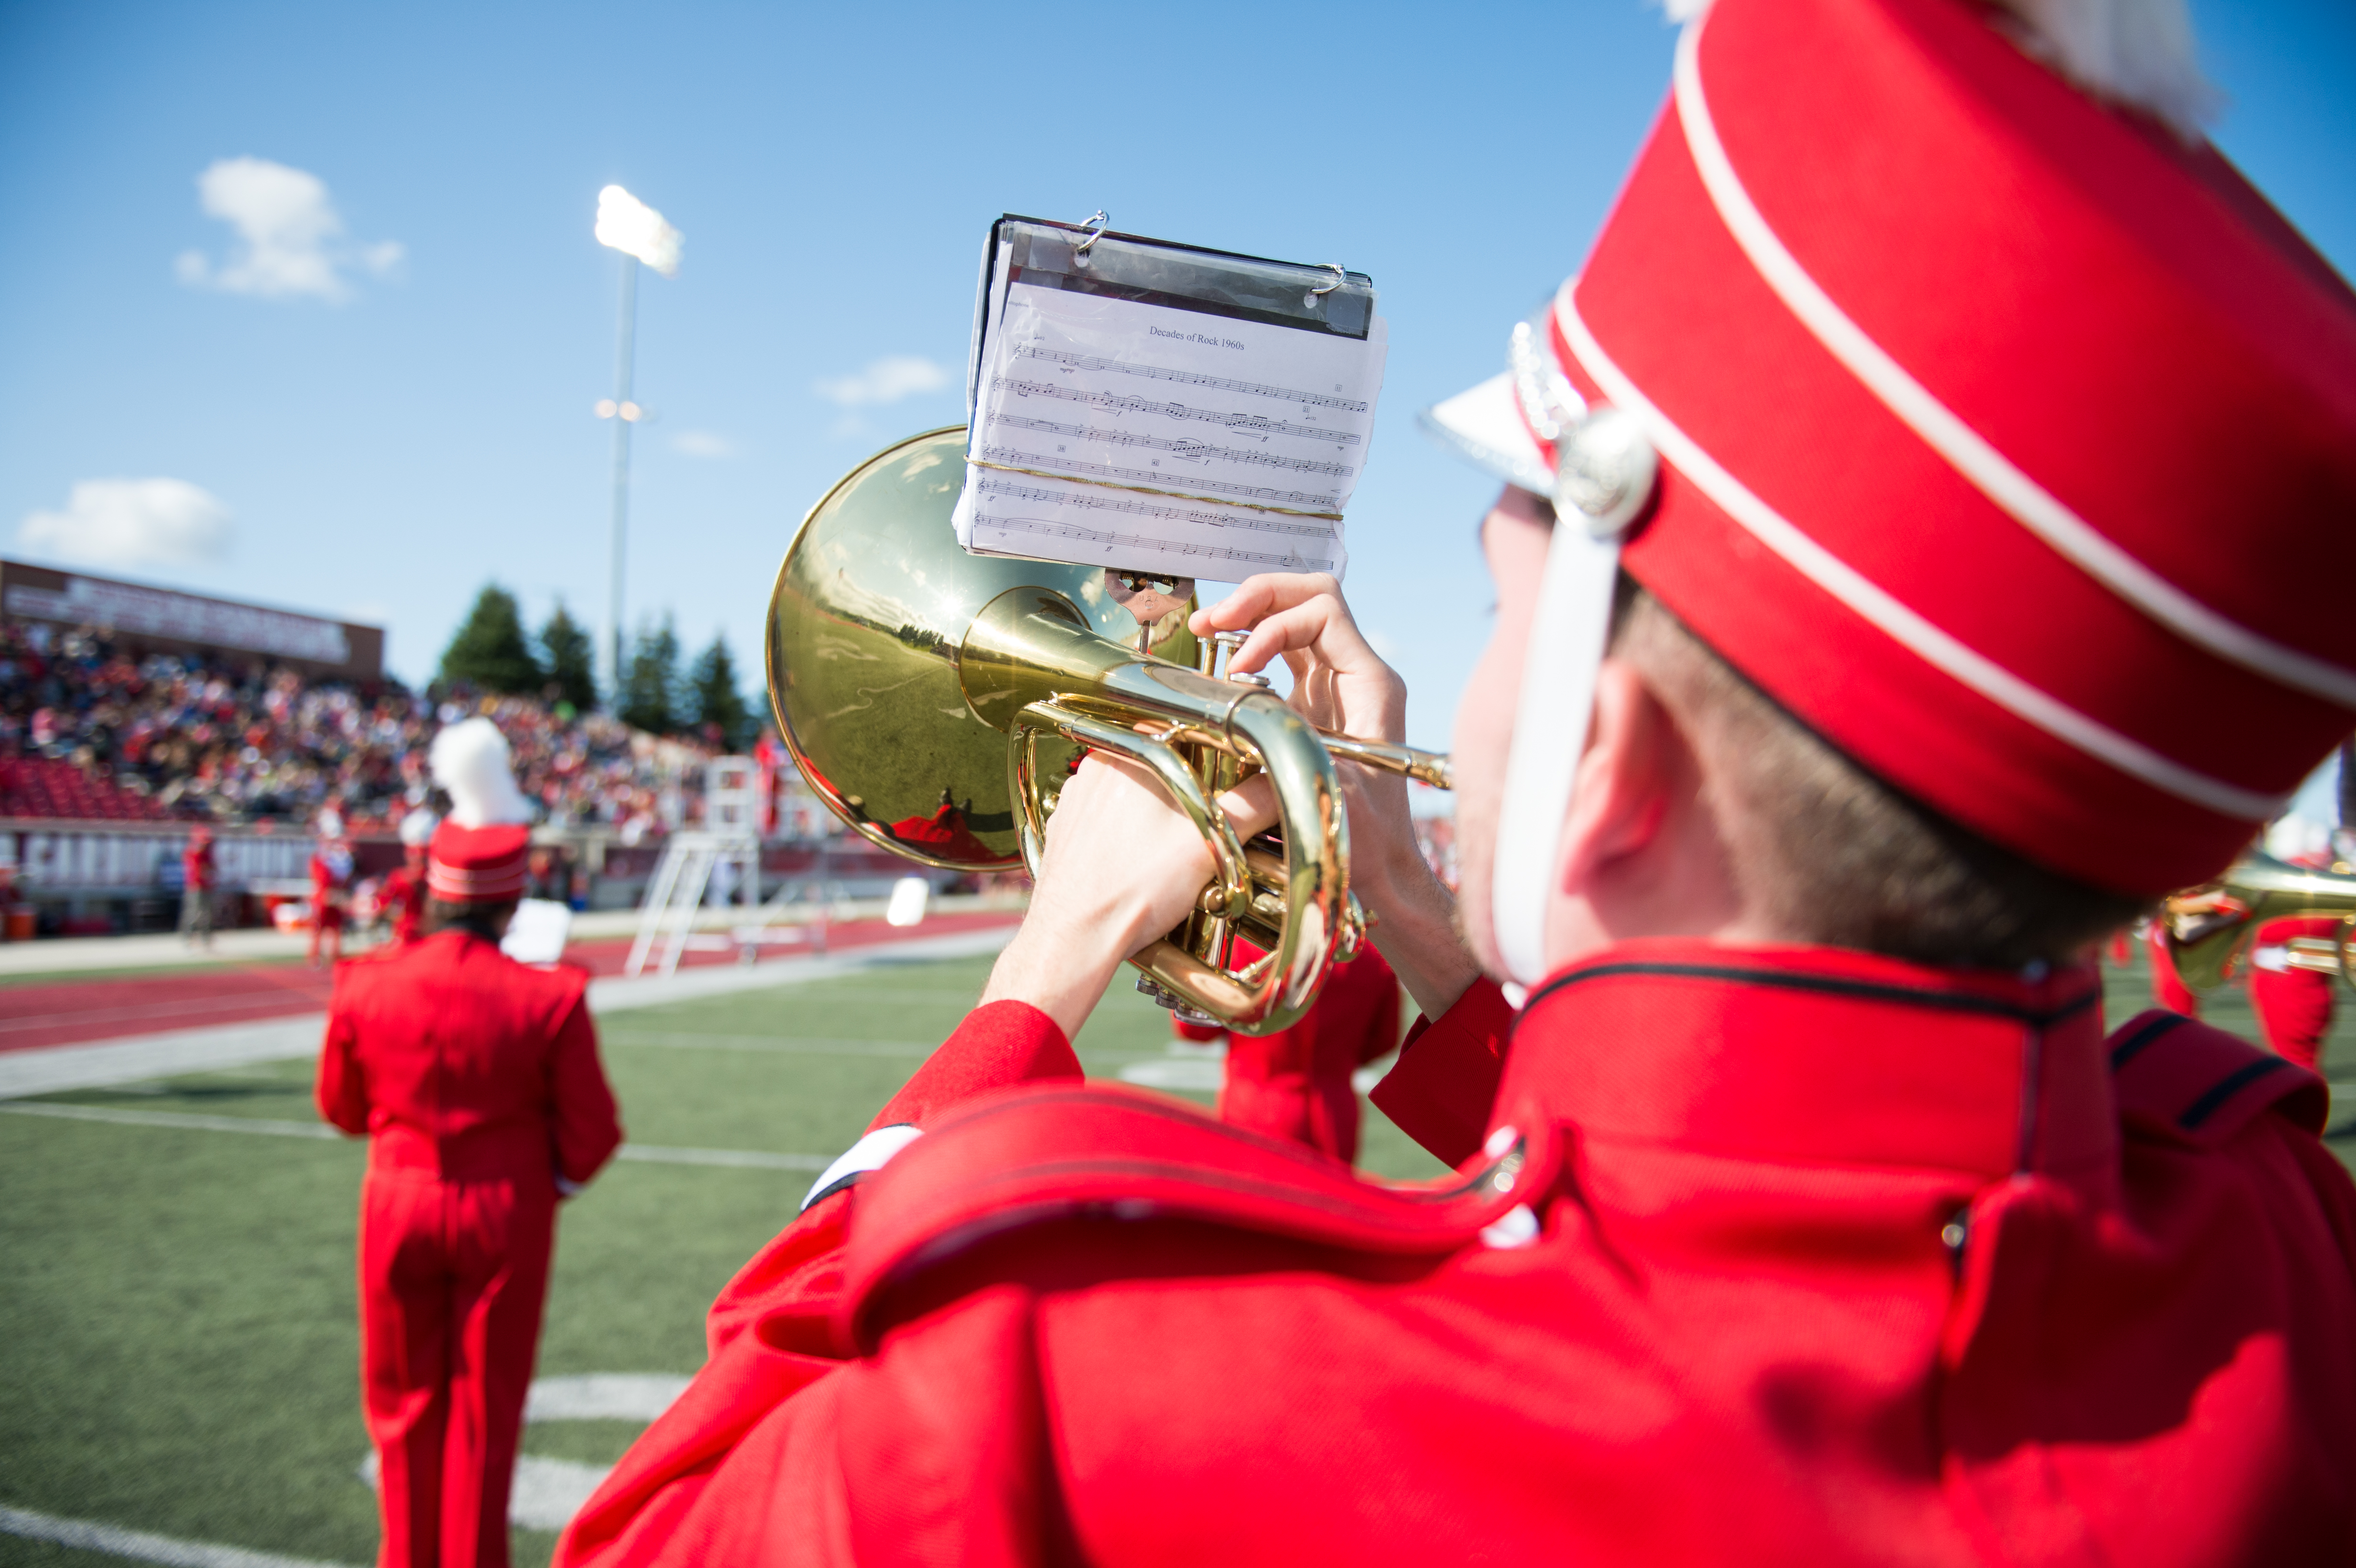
[[0, 1100, 831, 1171], [615, 1143, 827, 1171], [0, 1504, 355, 1568], [0, 1017, 327, 1102], [0, 1102, 340, 1140], [600, 1032, 940, 1057], [0, 925, 1016, 1101]]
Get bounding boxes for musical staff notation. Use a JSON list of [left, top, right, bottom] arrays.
[[974, 514, 1341, 574], [977, 448, 1339, 509], [1011, 345, 1370, 413], [972, 475, 1340, 542], [992, 378, 1362, 446], [990, 414, 1356, 478], [956, 226, 1380, 579]]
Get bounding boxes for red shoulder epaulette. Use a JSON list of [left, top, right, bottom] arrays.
[[838, 1083, 1536, 1353], [2106, 1008, 2328, 1145]]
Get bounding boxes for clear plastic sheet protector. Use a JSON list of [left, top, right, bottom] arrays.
[[952, 215, 1386, 582]]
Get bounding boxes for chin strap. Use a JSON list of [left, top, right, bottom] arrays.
[[1491, 523, 1625, 988], [1489, 307, 1659, 990]]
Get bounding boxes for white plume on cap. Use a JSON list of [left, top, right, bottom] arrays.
[[429, 717, 534, 828], [397, 808, 440, 848], [1659, 0, 2218, 140]]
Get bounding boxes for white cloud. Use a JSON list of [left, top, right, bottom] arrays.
[[814, 355, 950, 407], [671, 430, 736, 459], [19, 479, 234, 570], [175, 157, 403, 303]]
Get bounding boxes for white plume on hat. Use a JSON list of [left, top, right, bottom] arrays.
[[397, 808, 440, 848], [429, 717, 535, 828], [1660, 0, 2218, 140]]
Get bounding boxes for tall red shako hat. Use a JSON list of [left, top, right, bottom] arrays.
[[425, 718, 534, 904], [1423, 0, 2356, 984]]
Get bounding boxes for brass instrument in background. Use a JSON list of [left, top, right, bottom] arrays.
[[764, 427, 1451, 1035], [2161, 859, 2356, 992]]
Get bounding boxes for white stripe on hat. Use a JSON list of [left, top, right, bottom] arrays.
[[1671, 15, 2356, 709], [1554, 277, 2285, 822]]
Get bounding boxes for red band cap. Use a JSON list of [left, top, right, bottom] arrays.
[[1434, 0, 2356, 895], [426, 823, 529, 904]]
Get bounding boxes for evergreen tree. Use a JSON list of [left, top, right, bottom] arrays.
[[619, 615, 682, 735], [688, 632, 755, 751], [539, 600, 598, 713], [439, 584, 543, 694]]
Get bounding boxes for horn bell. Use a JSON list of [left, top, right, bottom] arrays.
[[764, 425, 1153, 871]]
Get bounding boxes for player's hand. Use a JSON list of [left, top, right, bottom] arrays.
[[1194, 573, 1405, 747], [982, 751, 1277, 1041], [1192, 574, 1483, 1020]]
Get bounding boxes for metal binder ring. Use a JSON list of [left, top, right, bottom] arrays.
[[1305, 263, 1345, 308], [1073, 210, 1110, 261]]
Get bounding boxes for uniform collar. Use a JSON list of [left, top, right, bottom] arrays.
[[1492, 938, 2117, 1204]]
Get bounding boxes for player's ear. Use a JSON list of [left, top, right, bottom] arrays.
[[1553, 657, 1675, 894]]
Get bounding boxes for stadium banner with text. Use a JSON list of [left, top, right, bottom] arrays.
[[0, 560, 383, 680]]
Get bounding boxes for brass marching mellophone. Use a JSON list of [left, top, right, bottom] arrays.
[[764, 427, 1451, 1035], [2160, 859, 2356, 992]]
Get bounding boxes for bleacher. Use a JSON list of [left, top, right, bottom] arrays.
[[0, 757, 168, 822]]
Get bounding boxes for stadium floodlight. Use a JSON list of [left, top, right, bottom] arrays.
[[594, 185, 682, 278], [593, 185, 682, 698]]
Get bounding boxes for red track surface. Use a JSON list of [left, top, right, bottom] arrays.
[[0, 910, 1019, 1054]]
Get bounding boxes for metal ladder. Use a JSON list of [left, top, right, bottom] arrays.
[[625, 833, 720, 979], [625, 756, 765, 979]]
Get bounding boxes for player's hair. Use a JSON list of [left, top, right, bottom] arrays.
[[1612, 581, 2146, 968], [423, 897, 519, 944]]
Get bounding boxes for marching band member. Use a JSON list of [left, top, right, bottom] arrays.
[[2249, 742, 2354, 1071], [1174, 944, 1402, 1165], [319, 718, 621, 1568], [559, 0, 2356, 1560], [2145, 917, 2201, 1015], [178, 824, 217, 950], [309, 820, 355, 968], [379, 808, 438, 947]]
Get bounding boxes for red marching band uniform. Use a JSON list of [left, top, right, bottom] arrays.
[[378, 809, 438, 948], [319, 720, 622, 1568], [1177, 945, 1402, 1165], [558, 0, 2356, 1560]]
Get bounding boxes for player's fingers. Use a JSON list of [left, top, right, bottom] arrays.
[[1229, 598, 1377, 678], [1187, 573, 1349, 638], [1214, 773, 1280, 842]]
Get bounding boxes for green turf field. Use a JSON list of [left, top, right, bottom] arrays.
[[0, 948, 2348, 1568], [0, 954, 1443, 1568]]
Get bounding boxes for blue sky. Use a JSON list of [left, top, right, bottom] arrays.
[[1, 0, 2349, 751]]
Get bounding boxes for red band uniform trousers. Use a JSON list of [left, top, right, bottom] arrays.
[[2146, 922, 2200, 1016], [318, 930, 622, 1568], [2251, 914, 2342, 1072], [1176, 947, 1401, 1164]]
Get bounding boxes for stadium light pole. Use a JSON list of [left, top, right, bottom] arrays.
[[592, 185, 682, 704]]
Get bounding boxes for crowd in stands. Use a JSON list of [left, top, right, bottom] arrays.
[[0, 619, 731, 835]]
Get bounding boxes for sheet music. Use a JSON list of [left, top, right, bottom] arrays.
[[953, 227, 1386, 582]]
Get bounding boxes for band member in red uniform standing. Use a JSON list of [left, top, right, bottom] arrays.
[[2146, 917, 2202, 1015], [310, 818, 354, 968], [179, 825, 217, 949], [320, 718, 621, 1568], [559, 0, 2356, 1561], [1171, 945, 1401, 1164], [2248, 742, 2354, 1071], [378, 810, 437, 948]]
